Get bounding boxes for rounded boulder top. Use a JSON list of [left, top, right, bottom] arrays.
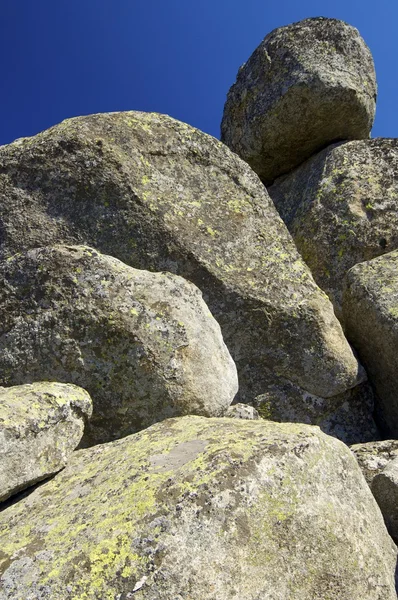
[[221, 17, 377, 185]]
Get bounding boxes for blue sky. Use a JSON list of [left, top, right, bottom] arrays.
[[1, 1, 397, 145]]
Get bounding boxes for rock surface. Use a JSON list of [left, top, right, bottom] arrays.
[[0, 245, 238, 445], [254, 380, 379, 445], [221, 17, 376, 184], [0, 416, 396, 600], [372, 458, 398, 543], [0, 110, 363, 406], [0, 382, 92, 503], [269, 139, 398, 317], [351, 440, 398, 486], [343, 249, 398, 437], [224, 403, 260, 420]]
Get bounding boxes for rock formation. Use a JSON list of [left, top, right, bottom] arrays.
[[221, 18, 376, 184], [0, 382, 92, 502], [0, 417, 396, 600], [0, 110, 363, 409], [0, 245, 238, 445], [343, 250, 398, 437], [269, 139, 398, 318], [1, 13, 398, 599], [351, 439, 398, 485], [372, 458, 398, 543], [255, 379, 379, 445]]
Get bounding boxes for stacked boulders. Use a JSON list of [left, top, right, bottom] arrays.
[[1, 15, 398, 599], [222, 14, 398, 566]]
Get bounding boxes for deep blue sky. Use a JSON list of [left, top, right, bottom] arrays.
[[1, 1, 397, 146]]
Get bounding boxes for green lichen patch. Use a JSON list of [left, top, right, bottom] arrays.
[[0, 416, 396, 600]]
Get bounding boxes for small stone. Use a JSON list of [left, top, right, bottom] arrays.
[[224, 403, 260, 420]]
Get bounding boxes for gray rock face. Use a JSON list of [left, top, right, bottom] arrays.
[[372, 458, 398, 542], [221, 17, 376, 185], [224, 403, 260, 420], [254, 379, 379, 445], [269, 139, 398, 318], [0, 245, 238, 445], [343, 249, 398, 437], [0, 382, 92, 503], [351, 440, 398, 486], [0, 111, 363, 407], [0, 416, 396, 600]]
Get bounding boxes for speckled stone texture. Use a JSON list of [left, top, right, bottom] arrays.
[[0, 416, 396, 600], [254, 379, 379, 445], [221, 17, 376, 184], [372, 457, 398, 542], [0, 245, 238, 446], [0, 382, 92, 502], [269, 139, 398, 319], [343, 249, 398, 437], [0, 111, 363, 410], [351, 439, 398, 486]]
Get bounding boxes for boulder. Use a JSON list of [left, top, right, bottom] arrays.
[[343, 249, 398, 436], [269, 139, 398, 318], [221, 17, 376, 185], [0, 111, 363, 406], [372, 458, 398, 542], [0, 382, 92, 503], [0, 416, 396, 600], [351, 440, 398, 486], [254, 379, 379, 445], [0, 245, 238, 445]]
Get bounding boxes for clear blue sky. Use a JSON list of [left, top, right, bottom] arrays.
[[1, 1, 397, 145]]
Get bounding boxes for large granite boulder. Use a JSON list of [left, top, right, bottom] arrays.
[[0, 245, 238, 445], [254, 379, 379, 445], [221, 18, 376, 184], [0, 111, 363, 406], [0, 382, 92, 503], [269, 139, 398, 318], [343, 249, 398, 436], [351, 439, 398, 486], [0, 416, 396, 600]]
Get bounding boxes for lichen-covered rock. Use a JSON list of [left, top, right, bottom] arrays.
[[269, 139, 398, 318], [0, 382, 92, 503], [224, 403, 260, 420], [0, 245, 238, 445], [0, 110, 363, 405], [0, 416, 396, 600], [343, 250, 398, 437], [254, 379, 379, 445], [221, 17, 376, 184], [372, 458, 398, 542], [351, 440, 398, 486]]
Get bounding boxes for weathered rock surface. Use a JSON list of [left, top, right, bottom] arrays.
[[343, 250, 398, 437], [351, 439, 398, 486], [221, 17, 376, 184], [0, 416, 396, 600], [224, 403, 260, 420], [0, 111, 363, 406], [0, 245, 238, 445], [372, 458, 398, 542], [254, 379, 379, 445], [0, 382, 92, 503], [269, 139, 398, 317]]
